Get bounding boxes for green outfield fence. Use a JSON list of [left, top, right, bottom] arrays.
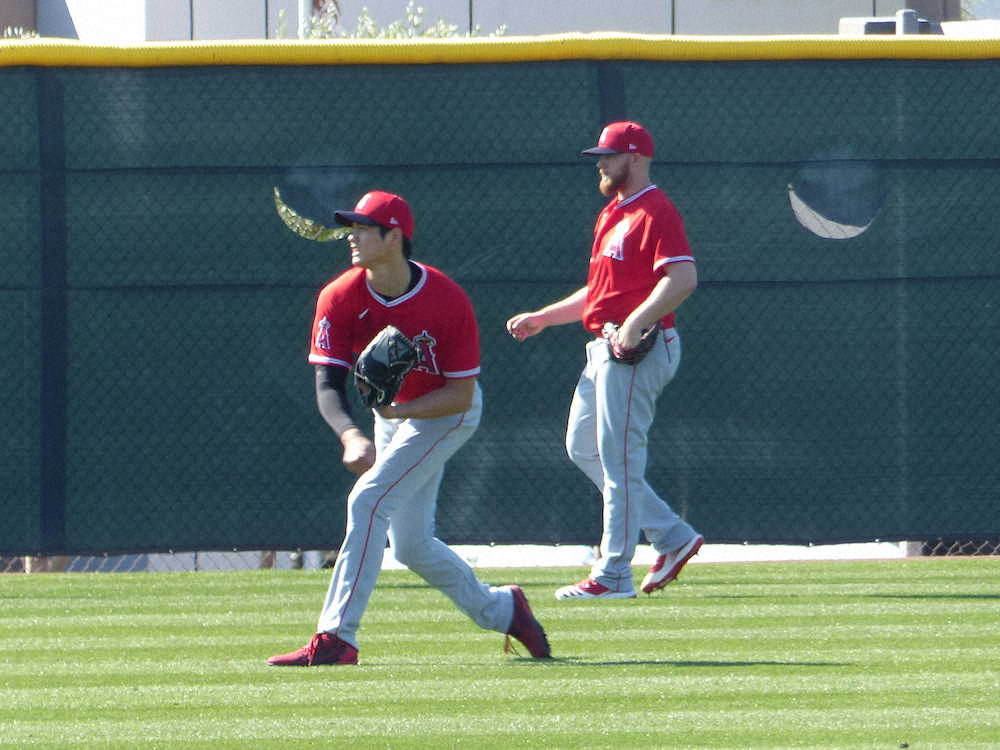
[[2, 36, 999, 571]]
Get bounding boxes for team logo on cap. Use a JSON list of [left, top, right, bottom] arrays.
[[601, 129, 638, 152], [587, 121, 653, 157]]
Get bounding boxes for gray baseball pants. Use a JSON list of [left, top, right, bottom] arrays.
[[316, 384, 513, 647], [566, 328, 699, 593]]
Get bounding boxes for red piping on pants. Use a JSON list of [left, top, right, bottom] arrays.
[[621, 364, 638, 587], [334, 411, 466, 639]]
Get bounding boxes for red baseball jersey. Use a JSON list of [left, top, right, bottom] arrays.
[[308, 263, 480, 403], [581, 185, 694, 335]]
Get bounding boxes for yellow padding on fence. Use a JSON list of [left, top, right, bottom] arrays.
[[3, 33, 1000, 67]]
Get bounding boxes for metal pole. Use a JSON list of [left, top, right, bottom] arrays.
[[37, 71, 68, 558], [299, 0, 312, 37]]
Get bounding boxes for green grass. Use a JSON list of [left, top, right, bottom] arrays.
[[2, 558, 999, 749]]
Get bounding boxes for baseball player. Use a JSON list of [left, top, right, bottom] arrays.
[[268, 190, 550, 665], [506, 122, 704, 599]]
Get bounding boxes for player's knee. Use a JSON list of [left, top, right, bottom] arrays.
[[391, 539, 433, 569], [346, 486, 383, 521], [565, 434, 579, 461], [566, 437, 596, 467]]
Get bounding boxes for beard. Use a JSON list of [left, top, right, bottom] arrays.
[[598, 161, 630, 197]]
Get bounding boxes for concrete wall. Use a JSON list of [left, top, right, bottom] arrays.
[[0, 0, 36, 31], [334, 0, 961, 36], [674, 0, 906, 35], [471, 0, 671, 35], [64, 0, 145, 42], [908, 0, 963, 19], [33, 0, 301, 41], [37, 0, 140, 39], [20, 0, 969, 41], [37, 0, 76, 38], [145, 0, 190, 41], [193, 0, 266, 39]]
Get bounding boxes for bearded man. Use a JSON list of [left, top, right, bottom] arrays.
[[506, 121, 704, 600]]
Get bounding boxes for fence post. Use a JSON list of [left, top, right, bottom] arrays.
[[36, 70, 68, 559]]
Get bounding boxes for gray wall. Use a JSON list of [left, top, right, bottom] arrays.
[[22, 0, 965, 41], [0, 0, 35, 31]]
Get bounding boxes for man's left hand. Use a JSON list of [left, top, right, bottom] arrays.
[[612, 319, 644, 353]]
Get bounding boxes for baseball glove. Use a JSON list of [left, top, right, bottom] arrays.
[[602, 321, 662, 365], [354, 325, 419, 407]]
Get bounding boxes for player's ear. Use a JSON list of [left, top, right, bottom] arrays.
[[386, 226, 404, 249]]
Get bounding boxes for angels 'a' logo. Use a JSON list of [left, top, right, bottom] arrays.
[[315, 316, 331, 351], [412, 330, 440, 375], [601, 221, 629, 261]]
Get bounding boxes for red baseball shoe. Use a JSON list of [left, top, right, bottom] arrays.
[[267, 632, 358, 666], [641, 535, 704, 594], [555, 577, 636, 600], [504, 585, 552, 659]]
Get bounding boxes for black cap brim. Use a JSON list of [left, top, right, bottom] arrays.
[[334, 210, 380, 228], [581, 147, 620, 156]]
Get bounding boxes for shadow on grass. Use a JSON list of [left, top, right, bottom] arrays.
[[510, 657, 849, 668], [683, 592, 1000, 602], [382, 578, 561, 591], [865, 593, 1000, 600]]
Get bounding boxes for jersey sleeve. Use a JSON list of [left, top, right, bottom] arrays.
[[438, 286, 481, 379], [650, 199, 695, 274], [308, 280, 355, 369]]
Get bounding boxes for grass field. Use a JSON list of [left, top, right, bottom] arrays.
[[2, 558, 998, 749]]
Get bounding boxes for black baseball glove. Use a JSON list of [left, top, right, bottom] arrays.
[[354, 325, 419, 407], [602, 321, 662, 365]]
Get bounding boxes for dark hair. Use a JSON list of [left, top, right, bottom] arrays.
[[379, 225, 413, 258]]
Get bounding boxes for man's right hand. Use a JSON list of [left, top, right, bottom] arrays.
[[340, 428, 376, 474], [506, 287, 589, 341], [506, 312, 547, 342]]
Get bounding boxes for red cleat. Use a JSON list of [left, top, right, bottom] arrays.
[[504, 585, 552, 659], [641, 535, 704, 594], [554, 577, 636, 600], [267, 632, 358, 667]]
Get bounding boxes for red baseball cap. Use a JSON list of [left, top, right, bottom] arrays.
[[581, 121, 655, 158], [334, 190, 414, 240]]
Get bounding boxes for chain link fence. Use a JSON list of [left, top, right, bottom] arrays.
[[2, 44, 998, 573]]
